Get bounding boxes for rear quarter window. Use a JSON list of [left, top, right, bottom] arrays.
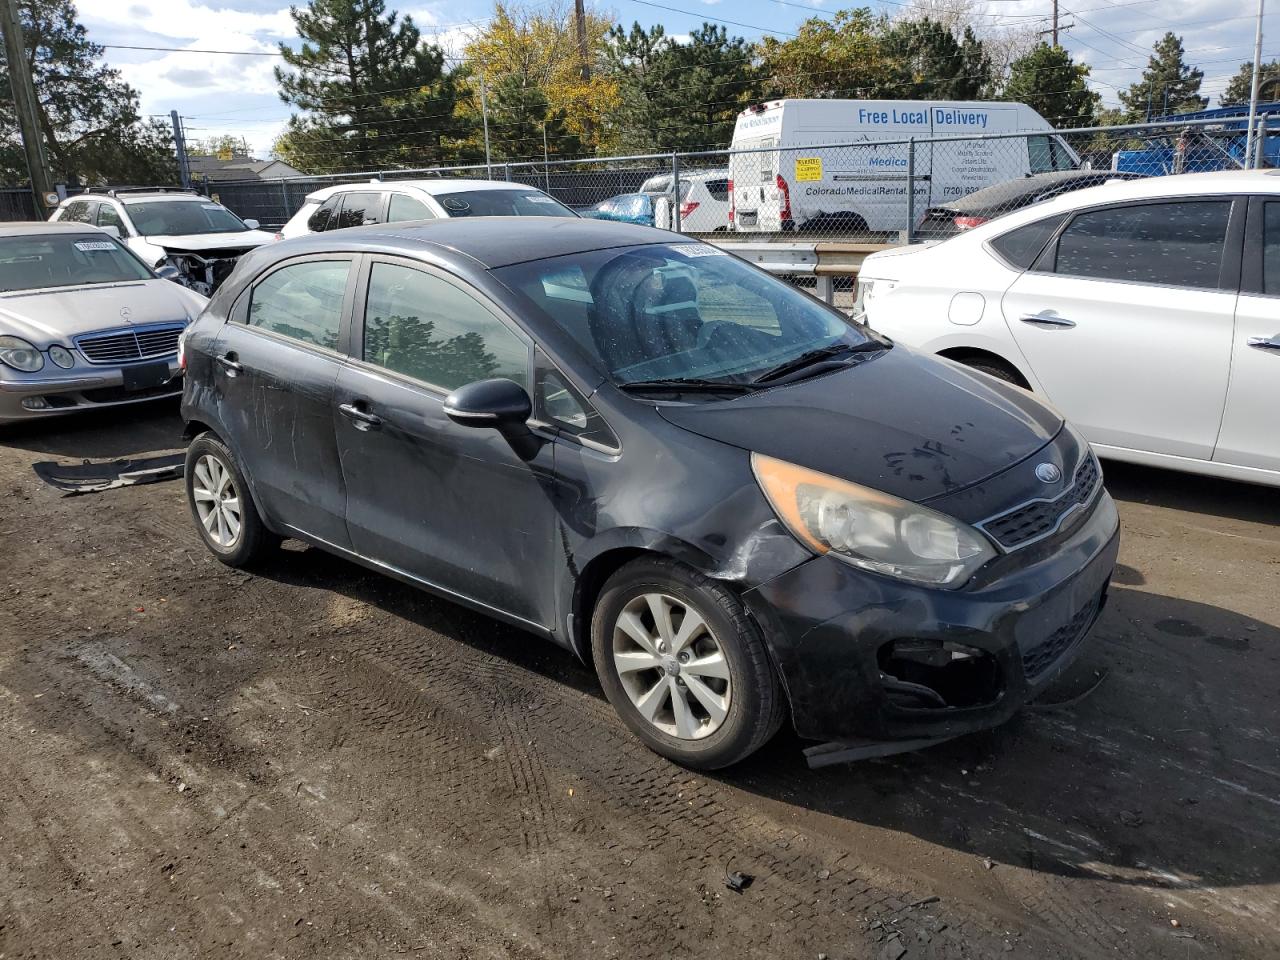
[[988, 214, 1068, 269]]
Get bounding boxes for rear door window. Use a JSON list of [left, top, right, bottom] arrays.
[[332, 192, 384, 230], [387, 193, 434, 222], [704, 178, 730, 202], [362, 261, 529, 391], [1050, 201, 1232, 289], [61, 200, 97, 223], [1264, 202, 1280, 296], [247, 259, 350, 350]]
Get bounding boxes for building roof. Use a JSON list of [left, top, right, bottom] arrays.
[[188, 156, 304, 182]]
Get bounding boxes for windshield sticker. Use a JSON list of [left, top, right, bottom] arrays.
[[525, 195, 557, 204], [673, 244, 725, 258], [74, 240, 116, 252], [200, 203, 222, 210], [442, 197, 471, 211]]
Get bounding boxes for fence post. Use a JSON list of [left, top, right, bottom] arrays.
[[278, 178, 289, 228], [671, 152, 681, 233], [903, 137, 916, 245]]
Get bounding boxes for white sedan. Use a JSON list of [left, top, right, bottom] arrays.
[[857, 169, 1280, 489], [278, 179, 578, 239]]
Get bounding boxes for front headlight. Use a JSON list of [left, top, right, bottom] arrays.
[[0, 335, 45, 372], [752, 453, 996, 587]]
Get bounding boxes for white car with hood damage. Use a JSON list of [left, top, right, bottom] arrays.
[[0, 221, 207, 423], [49, 188, 274, 295]]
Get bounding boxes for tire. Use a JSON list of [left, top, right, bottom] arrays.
[[963, 357, 1026, 387], [591, 557, 786, 769], [185, 432, 277, 567]]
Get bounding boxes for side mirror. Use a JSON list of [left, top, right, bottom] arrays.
[[100, 224, 121, 239], [443, 378, 532, 430], [155, 264, 181, 282], [243, 218, 260, 230]]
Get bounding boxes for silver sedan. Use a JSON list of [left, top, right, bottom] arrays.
[[0, 222, 207, 423]]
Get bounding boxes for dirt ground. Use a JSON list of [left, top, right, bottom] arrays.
[[1, 399, 1277, 960]]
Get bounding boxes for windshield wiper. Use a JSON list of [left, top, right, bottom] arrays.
[[618, 377, 758, 395], [751, 341, 885, 385]]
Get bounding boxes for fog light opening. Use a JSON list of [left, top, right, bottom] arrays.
[[878, 638, 1002, 709], [21, 396, 49, 411]]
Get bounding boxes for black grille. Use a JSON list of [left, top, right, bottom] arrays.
[[1022, 590, 1102, 680], [982, 454, 1101, 550], [77, 325, 182, 365]]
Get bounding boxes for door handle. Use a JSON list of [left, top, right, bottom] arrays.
[[338, 401, 383, 430], [1247, 335, 1280, 351], [216, 354, 243, 375], [1019, 313, 1076, 329]]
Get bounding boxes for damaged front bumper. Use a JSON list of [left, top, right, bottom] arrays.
[[162, 249, 247, 296], [743, 490, 1120, 758]]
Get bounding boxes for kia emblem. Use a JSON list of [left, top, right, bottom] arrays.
[[1035, 463, 1062, 483]]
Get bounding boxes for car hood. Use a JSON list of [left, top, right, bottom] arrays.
[[0, 280, 206, 343], [146, 230, 275, 252], [656, 346, 1063, 503]]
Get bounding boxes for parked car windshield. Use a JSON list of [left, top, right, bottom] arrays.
[[494, 243, 875, 385], [436, 190, 576, 218], [125, 199, 249, 236], [0, 233, 152, 292]]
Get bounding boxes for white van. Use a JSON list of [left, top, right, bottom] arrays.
[[728, 100, 1078, 233]]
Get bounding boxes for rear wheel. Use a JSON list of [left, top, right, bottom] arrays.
[[592, 557, 786, 769], [185, 433, 276, 567], [961, 357, 1027, 388]]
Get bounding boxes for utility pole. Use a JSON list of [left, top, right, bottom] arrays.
[[0, 0, 56, 216], [1246, 0, 1266, 169], [1052, 0, 1059, 46], [573, 0, 591, 82], [479, 77, 493, 178], [171, 110, 192, 189]]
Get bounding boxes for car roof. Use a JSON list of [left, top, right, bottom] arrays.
[[304, 178, 550, 202], [118, 193, 217, 203], [3, 221, 107, 237], [272, 216, 680, 270]]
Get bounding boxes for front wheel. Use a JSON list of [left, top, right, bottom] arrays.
[[592, 558, 786, 769], [185, 432, 276, 567]]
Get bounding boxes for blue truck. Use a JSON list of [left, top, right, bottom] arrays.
[[1112, 101, 1280, 175]]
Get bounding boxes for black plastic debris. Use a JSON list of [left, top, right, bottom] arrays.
[[33, 452, 185, 495], [724, 867, 754, 893]]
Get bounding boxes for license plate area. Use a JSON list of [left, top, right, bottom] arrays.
[[121, 360, 173, 392]]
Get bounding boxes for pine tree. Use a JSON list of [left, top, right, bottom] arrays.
[[0, 0, 175, 185], [1002, 43, 1099, 129], [487, 76, 581, 161], [882, 18, 992, 100], [1220, 60, 1280, 107], [1119, 32, 1207, 119], [273, 0, 468, 172]]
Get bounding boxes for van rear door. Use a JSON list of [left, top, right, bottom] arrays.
[[730, 136, 778, 231]]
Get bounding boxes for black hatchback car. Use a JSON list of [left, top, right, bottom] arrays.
[[179, 218, 1119, 769]]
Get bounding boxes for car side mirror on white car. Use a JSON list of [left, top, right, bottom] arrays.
[[243, 218, 260, 230], [99, 225, 121, 240]]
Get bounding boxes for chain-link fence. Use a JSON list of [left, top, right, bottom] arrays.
[[206, 115, 1278, 242]]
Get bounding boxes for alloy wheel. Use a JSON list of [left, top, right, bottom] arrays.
[[612, 592, 731, 740], [191, 454, 242, 549]]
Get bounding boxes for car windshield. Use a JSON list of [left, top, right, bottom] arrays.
[[126, 199, 248, 236], [437, 190, 577, 218], [0, 233, 152, 292], [494, 243, 876, 386]]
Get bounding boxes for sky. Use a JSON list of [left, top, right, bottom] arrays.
[[79, 0, 1278, 160]]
